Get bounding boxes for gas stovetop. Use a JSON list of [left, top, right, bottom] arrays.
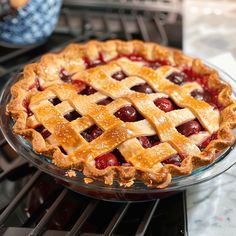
[[0, 1, 187, 235]]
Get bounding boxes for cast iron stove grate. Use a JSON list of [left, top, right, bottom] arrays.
[[0, 1, 187, 235]]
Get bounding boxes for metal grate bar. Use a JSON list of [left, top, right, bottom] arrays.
[[135, 199, 160, 236], [81, 12, 93, 34], [153, 15, 168, 46], [29, 188, 68, 236], [0, 157, 27, 181], [69, 200, 98, 236], [63, 0, 181, 13], [102, 15, 110, 33], [0, 46, 38, 64], [0, 170, 41, 225], [136, 15, 150, 41], [0, 227, 68, 236], [103, 203, 130, 236], [119, 11, 132, 40], [0, 148, 11, 170], [183, 191, 188, 236], [64, 9, 75, 36], [80, 234, 101, 236]]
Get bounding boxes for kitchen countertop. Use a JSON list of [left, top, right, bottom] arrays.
[[183, 1, 236, 235], [183, 0, 236, 60], [187, 165, 236, 236]]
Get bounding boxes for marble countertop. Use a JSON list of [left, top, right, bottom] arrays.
[[183, 1, 236, 235], [187, 164, 236, 236], [183, 0, 236, 60]]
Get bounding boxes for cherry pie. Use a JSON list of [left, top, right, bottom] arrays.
[[7, 40, 236, 188]]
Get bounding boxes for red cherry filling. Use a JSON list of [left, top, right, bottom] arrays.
[[114, 106, 139, 122], [167, 72, 186, 85], [59, 146, 67, 155], [59, 69, 72, 83], [72, 80, 86, 93], [125, 54, 168, 66], [122, 162, 132, 167], [82, 53, 169, 72], [64, 110, 81, 122], [112, 148, 128, 165], [162, 154, 183, 166], [97, 97, 113, 105], [137, 136, 152, 148], [154, 98, 174, 112], [182, 69, 221, 109], [183, 69, 221, 106], [148, 135, 161, 146], [35, 125, 51, 139], [84, 53, 105, 69], [49, 97, 61, 106], [80, 131, 92, 142], [210, 90, 221, 109], [126, 54, 144, 62], [23, 98, 33, 116], [90, 127, 103, 140], [95, 153, 119, 169], [81, 85, 97, 95], [88, 60, 104, 68], [183, 69, 208, 87], [177, 120, 202, 137], [112, 71, 127, 81], [199, 133, 217, 151], [81, 125, 103, 142], [131, 83, 153, 94], [146, 61, 161, 70], [191, 89, 220, 109], [152, 141, 161, 146], [191, 90, 212, 103], [29, 78, 44, 91]]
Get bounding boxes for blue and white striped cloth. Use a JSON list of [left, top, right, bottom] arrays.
[[0, 0, 62, 46]]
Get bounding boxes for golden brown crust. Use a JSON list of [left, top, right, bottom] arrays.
[[6, 40, 236, 188]]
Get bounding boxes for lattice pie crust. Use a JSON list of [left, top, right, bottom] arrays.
[[7, 40, 236, 188]]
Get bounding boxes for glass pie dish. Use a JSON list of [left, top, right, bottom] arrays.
[[1, 61, 236, 202]]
